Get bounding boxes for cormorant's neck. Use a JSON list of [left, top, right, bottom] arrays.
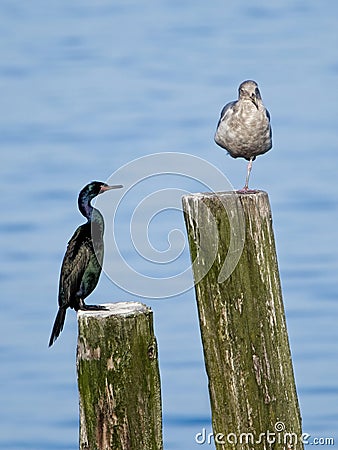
[[79, 201, 104, 239], [78, 194, 94, 220], [78, 188, 104, 230]]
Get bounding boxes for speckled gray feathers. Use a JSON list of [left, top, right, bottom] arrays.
[[215, 80, 272, 161], [214, 80, 272, 190]]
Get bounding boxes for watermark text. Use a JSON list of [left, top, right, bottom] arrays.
[[195, 423, 334, 447]]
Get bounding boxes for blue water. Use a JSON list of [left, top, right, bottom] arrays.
[[1, 1, 338, 448]]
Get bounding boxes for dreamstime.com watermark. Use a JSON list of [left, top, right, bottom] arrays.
[[195, 422, 335, 447]]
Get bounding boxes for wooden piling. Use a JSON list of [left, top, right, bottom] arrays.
[[182, 191, 303, 449], [77, 302, 163, 450]]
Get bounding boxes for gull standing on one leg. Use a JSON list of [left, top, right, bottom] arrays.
[[214, 80, 272, 192]]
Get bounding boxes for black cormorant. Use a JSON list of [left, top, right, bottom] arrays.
[[49, 181, 123, 347]]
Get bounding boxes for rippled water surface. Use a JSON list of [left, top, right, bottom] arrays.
[[1, 1, 338, 449]]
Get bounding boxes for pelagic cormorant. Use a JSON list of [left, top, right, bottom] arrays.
[[49, 181, 123, 347], [214, 80, 272, 191]]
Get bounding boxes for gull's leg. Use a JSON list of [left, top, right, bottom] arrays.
[[243, 156, 254, 191]]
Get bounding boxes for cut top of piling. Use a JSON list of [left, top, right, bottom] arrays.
[[77, 301, 151, 319], [182, 190, 271, 215], [183, 189, 268, 198]]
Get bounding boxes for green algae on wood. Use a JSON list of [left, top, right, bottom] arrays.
[[77, 302, 163, 450], [182, 191, 303, 450]]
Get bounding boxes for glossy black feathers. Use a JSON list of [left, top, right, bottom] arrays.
[[48, 181, 122, 347]]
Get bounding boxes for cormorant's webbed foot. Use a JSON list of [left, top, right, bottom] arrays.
[[80, 304, 108, 311]]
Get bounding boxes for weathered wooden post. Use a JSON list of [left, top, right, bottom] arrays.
[[182, 191, 303, 449], [77, 302, 163, 450]]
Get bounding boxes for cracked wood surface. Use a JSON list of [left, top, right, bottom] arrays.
[[183, 191, 303, 450], [77, 302, 163, 450]]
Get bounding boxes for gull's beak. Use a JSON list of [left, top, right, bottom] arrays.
[[100, 184, 123, 193], [251, 94, 259, 109]]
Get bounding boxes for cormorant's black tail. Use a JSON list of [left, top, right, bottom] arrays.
[[49, 307, 67, 347]]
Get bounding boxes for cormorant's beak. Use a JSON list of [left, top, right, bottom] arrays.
[[100, 184, 123, 193]]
